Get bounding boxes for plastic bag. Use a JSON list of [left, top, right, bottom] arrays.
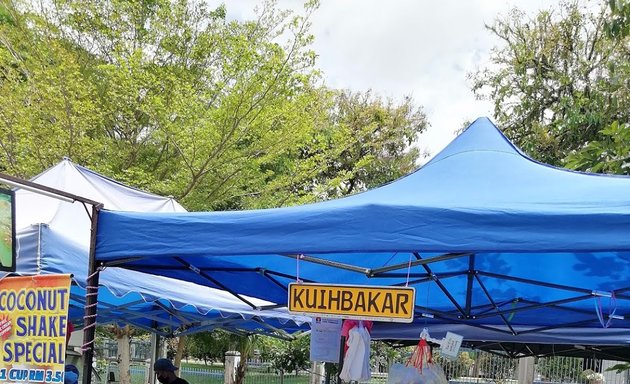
[[388, 339, 447, 384], [388, 363, 421, 384], [387, 363, 448, 384]]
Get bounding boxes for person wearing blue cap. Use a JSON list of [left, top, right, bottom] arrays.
[[64, 364, 79, 384], [153, 358, 189, 384]]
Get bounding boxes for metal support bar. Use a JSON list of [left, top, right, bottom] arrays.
[[82, 204, 103, 384], [517, 298, 601, 316], [470, 294, 594, 320], [392, 276, 433, 287], [428, 314, 516, 335], [258, 272, 290, 292], [249, 317, 295, 338], [465, 254, 475, 317], [0, 171, 101, 205], [376, 270, 465, 279], [474, 298, 522, 316], [173, 257, 259, 309], [412, 305, 468, 320], [102, 257, 146, 267], [609, 287, 630, 295], [282, 254, 370, 274], [370, 252, 472, 275], [516, 319, 599, 334], [149, 333, 160, 384], [265, 269, 316, 289], [263, 269, 316, 284], [413, 253, 467, 316], [477, 271, 594, 294], [154, 301, 194, 325], [474, 274, 517, 335], [391, 271, 466, 287], [257, 304, 287, 310], [108, 308, 183, 327]]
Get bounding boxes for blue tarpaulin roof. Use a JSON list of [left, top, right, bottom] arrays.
[[16, 224, 307, 336], [93, 117, 630, 349]]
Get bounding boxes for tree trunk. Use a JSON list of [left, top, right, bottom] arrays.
[[235, 361, 247, 384], [175, 336, 186, 368], [113, 325, 132, 384]]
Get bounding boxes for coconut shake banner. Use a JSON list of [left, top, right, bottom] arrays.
[[0, 274, 71, 383]]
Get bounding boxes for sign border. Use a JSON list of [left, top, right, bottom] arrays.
[[288, 282, 416, 323]]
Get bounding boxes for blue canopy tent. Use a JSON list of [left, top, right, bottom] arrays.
[[16, 224, 307, 337], [9, 159, 307, 337], [92, 117, 630, 358]]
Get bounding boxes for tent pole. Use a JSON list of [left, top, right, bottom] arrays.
[[464, 254, 476, 317], [82, 203, 103, 384], [370, 252, 471, 275], [149, 333, 161, 384], [337, 336, 345, 384]]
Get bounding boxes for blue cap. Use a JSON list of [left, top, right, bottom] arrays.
[[154, 358, 178, 372], [65, 365, 79, 375], [64, 371, 79, 384]]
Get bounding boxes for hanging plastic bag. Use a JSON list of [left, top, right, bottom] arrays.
[[340, 321, 371, 382], [407, 338, 431, 373], [388, 339, 448, 384]]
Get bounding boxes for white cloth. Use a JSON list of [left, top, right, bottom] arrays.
[[340, 323, 371, 382]]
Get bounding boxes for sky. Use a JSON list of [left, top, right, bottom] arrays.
[[217, 0, 558, 159]]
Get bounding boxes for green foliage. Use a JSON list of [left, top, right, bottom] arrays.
[[565, 120, 630, 173], [434, 350, 474, 380], [606, 0, 630, 38], [0, 0, 426, 211], [186, 330, 259, 364], [606, 362, 630, 373], [371, 342, 413, 373], [245, 90, 428, 208], [470, 1, 630, 168], [263, 335, 310, 374], [476, 352, 517, 381], [537, 356, 584, 382]]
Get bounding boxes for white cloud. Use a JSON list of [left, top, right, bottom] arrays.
[[212, 0, 559, 157]]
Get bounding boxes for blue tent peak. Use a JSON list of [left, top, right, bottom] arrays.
[[425, 117, 522, 166]]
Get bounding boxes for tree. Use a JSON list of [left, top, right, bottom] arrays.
[[0, 0, 103, 177], [565, 0, 630, 175], [606, 0, 630, 38], [186, 330, 240, 364], [371, 341, 411, 373], [266, 335, 310, 378], [470, 1, 630, 167], [244, 90, 428, 208], [1, 0, 428, 211], [109, 325, 134, 384], [307, 91, 427, 200], [565, 120, 630, 173], [1, 0, 324, 208]]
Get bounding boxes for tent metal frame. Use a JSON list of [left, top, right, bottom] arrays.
[[102, 250, 630, 342]]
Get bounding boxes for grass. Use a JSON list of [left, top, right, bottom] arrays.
[[129, 363, 311, 384]]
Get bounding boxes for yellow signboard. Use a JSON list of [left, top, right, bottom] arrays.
[[288, 283, 415, 323]]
